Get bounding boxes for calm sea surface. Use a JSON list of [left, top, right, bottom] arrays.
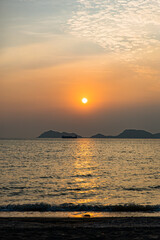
[[0, 139, 160, 217]]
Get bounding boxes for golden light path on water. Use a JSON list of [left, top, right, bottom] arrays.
[[0, 139, 160, 217]]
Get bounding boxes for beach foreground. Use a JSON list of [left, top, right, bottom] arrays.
[[1, 217, 160, 240]]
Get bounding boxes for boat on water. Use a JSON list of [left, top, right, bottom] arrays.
[[62, 135, 77, 138]]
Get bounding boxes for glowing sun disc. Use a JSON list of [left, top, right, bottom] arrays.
[[82, 98, 88, 104]]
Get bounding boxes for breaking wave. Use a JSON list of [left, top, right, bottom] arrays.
[[0, 203, 159, 212]]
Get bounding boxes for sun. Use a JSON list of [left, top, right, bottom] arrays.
[[82, 98, 88, 104]]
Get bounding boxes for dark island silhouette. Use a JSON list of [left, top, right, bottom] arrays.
[[91, 129, 160, 139], [38, 129, 160, 139], [38, 130, 82, 138], [90, 133, 108, 138]]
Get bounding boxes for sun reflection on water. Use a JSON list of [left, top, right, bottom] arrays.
[[0, 139, 159, 210], [70, 139, 109, 205]]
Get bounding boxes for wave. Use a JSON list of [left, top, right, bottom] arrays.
[[123, 187, 150, 191], [0, 203, 159, 212], [123, 186, 160, 191]]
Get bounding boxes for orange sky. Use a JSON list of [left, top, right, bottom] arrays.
[[0, 0, 160, 138]]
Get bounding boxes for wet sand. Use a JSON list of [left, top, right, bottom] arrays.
[[1, 217, 160, 240]]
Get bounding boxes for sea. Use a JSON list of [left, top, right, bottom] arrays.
[[0, 138, 160, 218]]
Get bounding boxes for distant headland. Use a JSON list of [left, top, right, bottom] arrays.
[[38, 130, 82, 138], [38, 129, 160, 139], [91, 129, 160, 139]]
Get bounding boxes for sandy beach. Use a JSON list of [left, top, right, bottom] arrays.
[[1, 217, 160, 240]]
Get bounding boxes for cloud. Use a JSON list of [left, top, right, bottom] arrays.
[[68, 0, 160, 58], [0, 35, 103, 70]]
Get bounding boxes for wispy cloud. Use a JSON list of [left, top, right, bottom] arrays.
[[68, 0, 160, 57]]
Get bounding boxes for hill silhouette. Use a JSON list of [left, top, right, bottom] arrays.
[[117, 129, 152, 138], [91, 133, 108, 138], [38, 129, 160, 139], [91, 129, 160, 139], [38, 130, 82, 138]]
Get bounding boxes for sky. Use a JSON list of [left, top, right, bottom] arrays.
[[0, 0, 160, 138]]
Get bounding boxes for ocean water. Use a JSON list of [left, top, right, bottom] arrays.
[[0, 139, 160, 217]]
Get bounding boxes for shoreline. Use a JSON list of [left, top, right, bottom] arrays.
[[1, 217, 160, 239], [0, 211, 160, 218]]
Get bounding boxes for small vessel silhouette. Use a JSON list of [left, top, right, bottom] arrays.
[[62, 135, 77, 138]]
